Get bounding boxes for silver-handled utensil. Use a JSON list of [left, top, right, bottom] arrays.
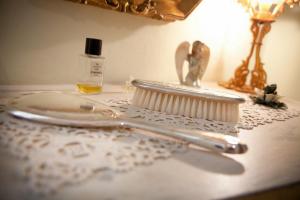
[[7, 92, 247, 154]]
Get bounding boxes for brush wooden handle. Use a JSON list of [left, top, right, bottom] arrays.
[[122, 119, 247, 154]]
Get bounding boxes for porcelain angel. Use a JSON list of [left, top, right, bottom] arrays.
[[175, 41, 210, 87]]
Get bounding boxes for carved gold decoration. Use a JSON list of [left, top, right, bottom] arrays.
[[219, 19, 272, 93], [66, 0, 203, 21], [105, 0, 154, 14], [219, 0, 299, 94]]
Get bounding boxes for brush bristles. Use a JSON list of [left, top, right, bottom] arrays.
[[132, 88, 240, 123]]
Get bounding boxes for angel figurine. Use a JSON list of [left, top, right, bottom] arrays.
[[175, 40, 210, 87]]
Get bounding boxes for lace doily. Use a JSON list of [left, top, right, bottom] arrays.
[[0, 93, 299, 195], [0, 112, 187, 195], [101, 98, 300, 134]]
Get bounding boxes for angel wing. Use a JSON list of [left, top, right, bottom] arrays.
[[175, 41, 190, 84], [197, 44, 210, 81]]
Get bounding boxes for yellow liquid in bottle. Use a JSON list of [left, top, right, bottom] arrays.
[[77, 83, 102, 94]]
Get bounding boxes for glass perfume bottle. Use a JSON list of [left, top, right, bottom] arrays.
[[77, 38, 105, 94]]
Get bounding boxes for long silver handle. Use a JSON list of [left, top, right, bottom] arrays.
[[8, 109, 247, 154], [122, 119, 247, 154]]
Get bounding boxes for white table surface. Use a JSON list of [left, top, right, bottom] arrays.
[[0, 84, 300, 200]]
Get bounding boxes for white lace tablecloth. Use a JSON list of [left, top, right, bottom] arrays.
[[0, 89, 299, 195]]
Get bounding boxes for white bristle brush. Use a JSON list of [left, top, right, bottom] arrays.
[[131, 79, 245, 123]]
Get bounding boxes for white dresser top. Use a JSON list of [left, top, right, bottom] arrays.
[[0, 83, 299, 200]]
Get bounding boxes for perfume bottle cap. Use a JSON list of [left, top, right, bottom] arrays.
[[85, 38, 102, 56]]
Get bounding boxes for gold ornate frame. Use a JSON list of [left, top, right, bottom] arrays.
[[66, 0, 203, 21]]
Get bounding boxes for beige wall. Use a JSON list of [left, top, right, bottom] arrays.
[[0, 0, 299, 100]]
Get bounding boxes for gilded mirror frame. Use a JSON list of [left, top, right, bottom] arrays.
[[66, 0, 203, 21]]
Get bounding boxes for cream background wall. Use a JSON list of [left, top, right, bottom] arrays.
[[0, 0, 299, 100]]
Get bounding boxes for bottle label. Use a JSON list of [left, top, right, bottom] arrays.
[[90, 61, 103, 77]]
